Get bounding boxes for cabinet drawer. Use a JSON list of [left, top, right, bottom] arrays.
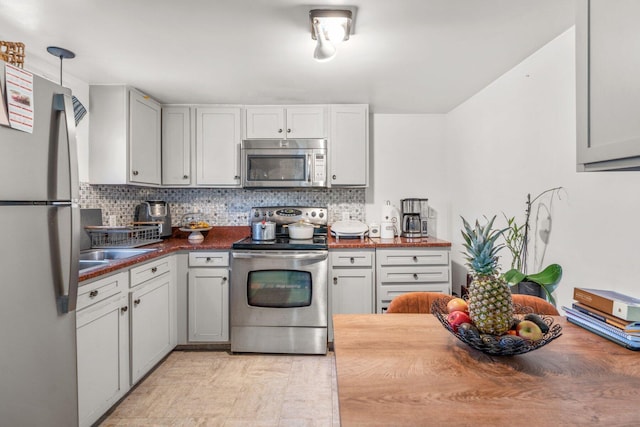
[[378, 284, 450, 306], [78, 271, 128, 311], [378, 266, 449, 284], [377, 249, 449, 266], [189, 251, 229, 267], [129, 257, 171, 287], [330, 251, 373, 267]]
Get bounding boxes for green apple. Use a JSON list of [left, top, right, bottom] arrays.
[[516, 320, 544, 341]]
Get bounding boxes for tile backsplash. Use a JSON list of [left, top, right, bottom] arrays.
[[79, 183, 365, 226]]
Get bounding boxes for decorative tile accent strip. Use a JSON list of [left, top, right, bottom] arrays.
[[79, 183, 365, 226]]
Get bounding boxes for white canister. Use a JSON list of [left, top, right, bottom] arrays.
[[380, 221, 396, 239], [369, 223, 380, 238]]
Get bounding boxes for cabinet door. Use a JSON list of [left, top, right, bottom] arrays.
[[130, 273, 172, 385], [129, 90, 161, 184], [188, 268, 229, 342], [329, 105, 368, 186], [245, 107, 285, 139], [577, 0, 640, 170], [196, 107, 241, 186], [286, 106, 327, 138], [329, 268, 374, 341], [162, 106, 191, 185], [77, 293, 129, 427]]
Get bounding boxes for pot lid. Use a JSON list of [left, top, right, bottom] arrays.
[[331, 220, 369, 235]]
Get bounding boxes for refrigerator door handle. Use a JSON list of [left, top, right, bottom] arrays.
[[54, 204, 80, 313], [54, 93, 80, 201]]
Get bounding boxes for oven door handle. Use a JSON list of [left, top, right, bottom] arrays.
[[232, 252, 328, 261]]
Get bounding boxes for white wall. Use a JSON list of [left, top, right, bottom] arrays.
[[365, 114, 449, 237], [446, 27, 640, 308]]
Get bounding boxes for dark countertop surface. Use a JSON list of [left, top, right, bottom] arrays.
[[79, 226, 451, 282]]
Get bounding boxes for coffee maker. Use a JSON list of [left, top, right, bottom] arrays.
[[400, 198, 429, 238], [134, 200, 172, 238]]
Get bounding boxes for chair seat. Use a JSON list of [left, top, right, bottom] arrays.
[[511, 294, 559, 315], [386, 292, 449, 314]]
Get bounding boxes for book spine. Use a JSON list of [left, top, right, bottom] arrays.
[[563, 306, 640, 342], [572, 303, 629, 330], [574, 288, 614, 315]]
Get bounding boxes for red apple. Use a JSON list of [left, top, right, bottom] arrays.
[[446, 297, 469, 314], [447, 310, 472, 332], [516, 320, 544, 341]]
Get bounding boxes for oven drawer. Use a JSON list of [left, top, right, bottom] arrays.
[[377, 249, 449, 266], [189, 251, 229, 268], [378, 266, 449, 284], [330, 251, 373, 267], [130, 257, 171, 288]]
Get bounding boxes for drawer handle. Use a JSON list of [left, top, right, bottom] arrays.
[[151, 266, 158, 273], [287, 128, 291, 133], [413, 256, 418, 262], [183, 174, 189, 179], [333, 277, 338, 285], [134, 298, 141, 306], [121, 306, 128, 313], [89, 290, 98, 298], [278, 128, 283, 133], [222, 277, 227, 282], [206, 257, 212, 262], [350, 257, 355, 264], [413, 273, 419, 280], [132, 170, 139, 176]]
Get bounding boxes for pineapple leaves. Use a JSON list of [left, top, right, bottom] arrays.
[[460, 215, 507, 276]]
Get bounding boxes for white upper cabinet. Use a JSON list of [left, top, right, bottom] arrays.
[[196, 107, 242, 187], [577, 0, 640, 171], [329, 105, 369, 186], [245, 106, 327, 139], [89, 85, 161, 185], [162, 106, 192, 186]]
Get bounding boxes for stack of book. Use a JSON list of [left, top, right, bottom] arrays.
[[562, 287, 640, 350]]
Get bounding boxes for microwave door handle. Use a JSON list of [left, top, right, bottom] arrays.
[[307, 154, 312, 183]]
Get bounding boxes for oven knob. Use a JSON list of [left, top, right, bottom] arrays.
[[268, 211, 274, 217], [254, 211, 261, 218], [319, 212, 324, 218], [311, 212, 316, 217]]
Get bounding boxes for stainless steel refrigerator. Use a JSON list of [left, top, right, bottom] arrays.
[[0, 65, 80, 426]]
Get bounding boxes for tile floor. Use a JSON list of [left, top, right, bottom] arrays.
[[100, 350, 340, 426]]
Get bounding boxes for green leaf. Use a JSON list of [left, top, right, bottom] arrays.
[[503, 269, 526, 285], [526, 264, 563, 287]]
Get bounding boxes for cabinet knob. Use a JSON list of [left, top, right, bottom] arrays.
[[234, 175, 240, 180], [332, 175, 337, 180], [287, 128, 291, 133], [151, 266, 158, 273], [132, 170, 139, 176], [183, 175, 189, 179], [278, 128, 283, 133], [413, 273, 419, 280], [121, 306, 128, 313], [222, 277, 228, 282], [134, 298, 141, 306], [350, 257, 355, 264], [333, 277, 338, 285], [89, 290, 98, 298], [413, 256, 418, 262]]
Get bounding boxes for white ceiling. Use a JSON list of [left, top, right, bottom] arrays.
[[0, 0, 575, 113]]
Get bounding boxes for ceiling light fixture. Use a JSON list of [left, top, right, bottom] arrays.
[[46, 46, 87, 125], [309, 9, 353, 62]]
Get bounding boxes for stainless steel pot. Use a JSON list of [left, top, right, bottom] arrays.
[[252, 221, 276, 241]]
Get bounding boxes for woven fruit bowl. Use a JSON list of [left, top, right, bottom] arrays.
[[431, 297, 562, 356]]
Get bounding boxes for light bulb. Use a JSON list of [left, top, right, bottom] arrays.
[[313, 19, 336, 62]]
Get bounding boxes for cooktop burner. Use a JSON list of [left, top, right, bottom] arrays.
[[232, 235, 328, 251]]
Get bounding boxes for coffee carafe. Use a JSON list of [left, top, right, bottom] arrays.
[[401, 198, 429, 238]]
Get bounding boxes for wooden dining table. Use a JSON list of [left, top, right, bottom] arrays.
[[332, 314, 640, 426]]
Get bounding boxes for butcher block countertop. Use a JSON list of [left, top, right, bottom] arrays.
[[79, 226, 451, 281], [333, 314, 640, 427]]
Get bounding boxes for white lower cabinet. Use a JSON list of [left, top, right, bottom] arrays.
[[76, 271, 129, 427], [188, 252, 229, 342], [328, 250, 375, 341], [376, 248, 451, 313], [129, 256, 177, 385]]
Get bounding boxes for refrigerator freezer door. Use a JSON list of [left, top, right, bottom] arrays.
[[0, 204, 79, 426], [0, 70, 79, 202]]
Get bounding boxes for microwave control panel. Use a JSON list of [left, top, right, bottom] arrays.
[[314, 154, 326, 182]]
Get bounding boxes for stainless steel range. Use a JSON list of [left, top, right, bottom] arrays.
[[230, 206, 329, 354]]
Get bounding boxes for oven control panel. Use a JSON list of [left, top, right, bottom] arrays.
[[250, 206, 328, 226]]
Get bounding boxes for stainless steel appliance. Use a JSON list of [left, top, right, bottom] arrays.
[[134, 200, 172, 238], [401, 198, 429, 238], [231, 206, 329, 354], [241, 139, 327, 188], [0, 67, 80, 426]]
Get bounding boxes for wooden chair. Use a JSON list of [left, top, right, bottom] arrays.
[[511, 294, 559, 315], [386, 292, 449, 314]]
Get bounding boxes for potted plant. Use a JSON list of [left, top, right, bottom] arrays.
[[501, 187, 564, 305]]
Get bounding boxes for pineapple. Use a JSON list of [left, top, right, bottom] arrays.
[[461, 215, 513, 335]]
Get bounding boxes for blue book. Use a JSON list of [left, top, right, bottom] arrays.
[[563, 306, 640, 350]]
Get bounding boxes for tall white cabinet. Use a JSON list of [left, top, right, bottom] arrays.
[[196, 107, 242, 187], [329, 105, 369, 187], [162, 106, 192, 185]]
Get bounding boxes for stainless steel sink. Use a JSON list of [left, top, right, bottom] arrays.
[[79, 248, 158, 261], [78, 248, 158, 274]]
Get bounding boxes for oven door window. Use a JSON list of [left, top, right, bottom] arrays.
[[247, 270, 312, 308], [247, 155, 306, 182]]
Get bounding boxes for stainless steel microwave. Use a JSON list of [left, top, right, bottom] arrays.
[[241, 139, 327, 188]]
